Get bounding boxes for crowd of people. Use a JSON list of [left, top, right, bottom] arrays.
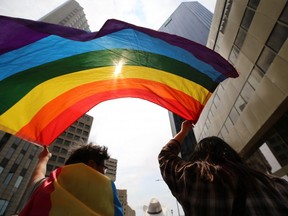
[[20, 120, 288, 215]]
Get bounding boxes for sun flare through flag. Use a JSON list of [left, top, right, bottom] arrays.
[[0, 15, 238, 145]]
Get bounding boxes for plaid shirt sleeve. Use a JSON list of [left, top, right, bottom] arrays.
[[158, 139, 190, 198]]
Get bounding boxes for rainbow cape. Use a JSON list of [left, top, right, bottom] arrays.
[[0, 16, 238, 145], [19, 163, 124, 216]]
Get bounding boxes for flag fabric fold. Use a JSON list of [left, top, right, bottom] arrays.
[[0, 15, 238, 145], [19, 163, 124, 216]]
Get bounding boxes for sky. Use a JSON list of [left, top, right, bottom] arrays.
[[0, 0, 216, 215]]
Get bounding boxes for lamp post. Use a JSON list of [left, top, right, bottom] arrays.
[[155, 179, 181, 216]]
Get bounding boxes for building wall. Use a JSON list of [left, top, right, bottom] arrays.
[[46, 114, 93, 175], [0, 133, 41, 216], [117, 189, 128, 216], [105, 158, 117, 182], [39, 0, 90, 31], [194, 0, 288, 177], [159, 1, 212, 45], [159, 1, 213, 160]]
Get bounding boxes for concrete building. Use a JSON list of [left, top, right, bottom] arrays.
[[0, 114, 93, 215], [117, 189, 135, 216], [159, 1, 213, 160], [39, 0, 90, 31], [105, 157, 118, 182], [194, 0, 288, 178], [0, 132, 42, 216], [46, 114, 93, 175]]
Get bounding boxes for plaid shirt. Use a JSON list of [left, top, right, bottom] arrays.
[[158, 139, 288, 216]]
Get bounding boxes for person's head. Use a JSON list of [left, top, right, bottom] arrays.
[[190, 136, 242, 164], [65, 143, 110, 174]]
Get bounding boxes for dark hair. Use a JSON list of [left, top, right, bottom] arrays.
[[190, 136, 272, 184], [65, 143, 110, 166], [190, 136, 242, 164]]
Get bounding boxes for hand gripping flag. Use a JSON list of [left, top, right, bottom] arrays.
[[0, 16, 238, 145], [19, 163, 124, 216]]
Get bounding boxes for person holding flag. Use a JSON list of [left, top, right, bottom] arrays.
[[20, 143, 124, 216]]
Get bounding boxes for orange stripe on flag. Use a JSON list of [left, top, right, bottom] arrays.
[[17, 79, 205, 144]]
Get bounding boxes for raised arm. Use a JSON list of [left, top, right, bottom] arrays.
[[29, 146, 52, 186]]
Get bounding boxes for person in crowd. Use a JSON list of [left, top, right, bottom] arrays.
[[158, 120, 288, 215], [20, 143, 124, 216], [143, 198, 167, 216]]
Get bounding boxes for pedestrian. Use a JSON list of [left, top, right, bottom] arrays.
[[143, 198, 167, 216], [158, 120, 288, 215], [20, 143, 124, 216]]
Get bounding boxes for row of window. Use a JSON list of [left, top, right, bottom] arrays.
[[225, 0, 288, 130], [199, 0, 288, 140]]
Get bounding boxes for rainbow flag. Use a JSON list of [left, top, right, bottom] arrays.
[[0, 16, 238, 145], [19, 163, 124, 216]]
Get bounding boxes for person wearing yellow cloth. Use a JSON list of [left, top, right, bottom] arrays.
[[19, 143, 124, 216]]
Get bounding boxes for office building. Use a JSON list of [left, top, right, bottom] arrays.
[[39, 0, 90, 31], [105, 158, 118, 182], [0, 113, 93, 216], [46, 114, 93, 175], [117, 189, 135, 216], [0, 132, 42, 216], [194, 0, 288, 177], [159, 1, 213, 160]]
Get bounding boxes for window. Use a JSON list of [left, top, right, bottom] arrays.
[[56, 138, 63, 144], [241, 8, 255, 30], [24, 159, 31, 169], [52, 146, 60, 153], [229, 46, 240, 65], [229, 107, 240, 124], [15, 153, 24, 164], [67, 133, 73, 138], [266, 23, 288, 53], [256, 47, 276, 72], [0, 200, 9, 216], [69, 126, 76, 132], [31, 146, 38, 155], [0, 133, 11, 150], [23, 141, 30, 151], [50, 155, 57, 161], [279, 3, 288, 24], [248, 66, 264, 90], [20, 168, 27, 176], [60, 148, 68, 154], [235, 28, 247, 49], [235, 95, 246, 113], [76, 128, 82, 134], [0, 158, 9, 168], [241, 81, 255, 102], [64, 140, 71, 146], [58, 157, 65, 163], [248, 0, 260, 10], [6, 147, 15, 159], [225, 117, 233, 133], [14, 176, 23, 188], [3, 172, 13, 185]]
